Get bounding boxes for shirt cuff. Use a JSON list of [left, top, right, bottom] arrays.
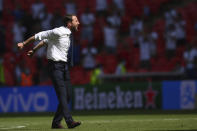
[[35, 33, 42, 41], [43, 39, 49, 44]]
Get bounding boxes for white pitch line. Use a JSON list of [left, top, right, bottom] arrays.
[[82, 118, 197, 124], [163, 118, 197, 121], [163, 118, 180, 121], [0, 125, 26, 130]]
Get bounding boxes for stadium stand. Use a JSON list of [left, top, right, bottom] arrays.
[[0, 0, 197, 86]]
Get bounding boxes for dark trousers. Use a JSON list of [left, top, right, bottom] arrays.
[[48, 60, 73, 126]]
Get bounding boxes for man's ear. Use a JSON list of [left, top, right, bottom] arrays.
[[67, 22, 72, 28]]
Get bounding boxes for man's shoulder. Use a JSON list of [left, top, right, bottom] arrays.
[[52, 26, 71, 36], [55, 26, 71, 33]]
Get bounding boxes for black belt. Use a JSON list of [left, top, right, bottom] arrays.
[[48, 59, 67, 64]]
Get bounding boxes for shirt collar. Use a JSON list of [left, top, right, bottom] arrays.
[[63, 26, 72, 35]]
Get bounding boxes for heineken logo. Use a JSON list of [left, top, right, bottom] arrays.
[[74, 86, 145, 110]]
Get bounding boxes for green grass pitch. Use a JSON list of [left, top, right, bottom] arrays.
[[0, 111, 197, 131]]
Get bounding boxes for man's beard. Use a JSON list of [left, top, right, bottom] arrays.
[[71, 26, 78, 32]]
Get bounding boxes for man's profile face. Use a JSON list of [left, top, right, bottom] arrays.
[[71, 16, 80, 31]]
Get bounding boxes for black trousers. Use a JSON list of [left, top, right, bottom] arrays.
[[48, 60, 73, 126]]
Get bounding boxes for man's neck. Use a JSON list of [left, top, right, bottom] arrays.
[[64, 26, 72, 33]]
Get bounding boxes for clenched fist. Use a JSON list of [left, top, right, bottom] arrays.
[[27, 50, 35, 57], [17, 42, 24, 50]]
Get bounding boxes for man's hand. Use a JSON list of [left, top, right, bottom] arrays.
[[27, 50, 34, 57], [17, 42, 24, 50]]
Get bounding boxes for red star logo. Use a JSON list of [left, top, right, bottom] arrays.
[[144, 85, 157, 109]]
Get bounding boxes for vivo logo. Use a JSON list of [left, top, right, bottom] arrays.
[[0, 88, 49, 112]]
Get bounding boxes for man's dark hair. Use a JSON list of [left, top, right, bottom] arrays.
[[63, 14, 74, 26]]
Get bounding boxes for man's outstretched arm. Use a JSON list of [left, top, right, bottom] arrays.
[[17, 36, 36, 50], [27, 40, 47, 57], [18, 28, 59, 50]]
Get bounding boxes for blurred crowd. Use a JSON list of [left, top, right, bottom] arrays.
[[0, 0, 197, 86]]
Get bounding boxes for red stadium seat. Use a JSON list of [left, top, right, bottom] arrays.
[[102, 54, 118, 74]]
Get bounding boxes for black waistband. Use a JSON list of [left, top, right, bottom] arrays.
[[48, 59, 67, 64]]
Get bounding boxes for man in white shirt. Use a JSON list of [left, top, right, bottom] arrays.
[[13, 20, 26, 44], [164, 24, 177, 59], [174, 14, 186, 46], [31, 0, 45, 20], [138, 34, 151, 70], [96, 0, 107, 16], [17, 14, 81, 129], [103, 22, 118, 53], [80, 8, 95, 42], [184, 45, 197, 78]]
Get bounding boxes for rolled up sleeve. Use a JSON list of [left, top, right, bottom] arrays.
[[35, 28, 59, 41], [43, 39, 49, 44]]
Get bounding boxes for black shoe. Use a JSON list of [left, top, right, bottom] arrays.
[[51, 124, 64, 129], [67, 121, 81, 129]]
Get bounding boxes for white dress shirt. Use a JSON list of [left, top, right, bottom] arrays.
[[103, 26, 117, 48], [35, 26, 72, 62]]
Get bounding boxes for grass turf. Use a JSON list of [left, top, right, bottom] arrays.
[[0, 111, 197, 131]]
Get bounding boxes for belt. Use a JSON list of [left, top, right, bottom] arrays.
[[48, 59, 67, 64]]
